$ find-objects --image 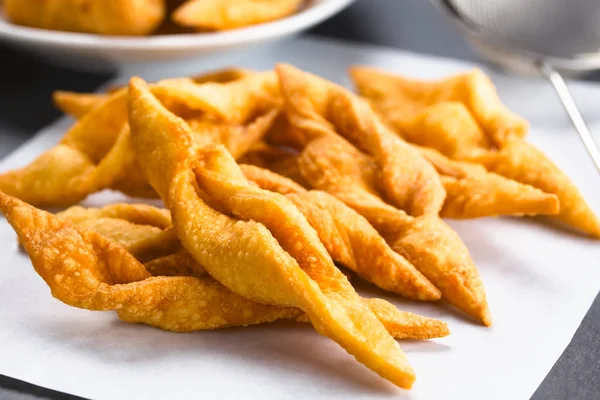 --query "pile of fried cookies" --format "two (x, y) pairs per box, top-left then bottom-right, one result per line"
(3, 0), (307, 36)
(0, 65), (598, 390)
